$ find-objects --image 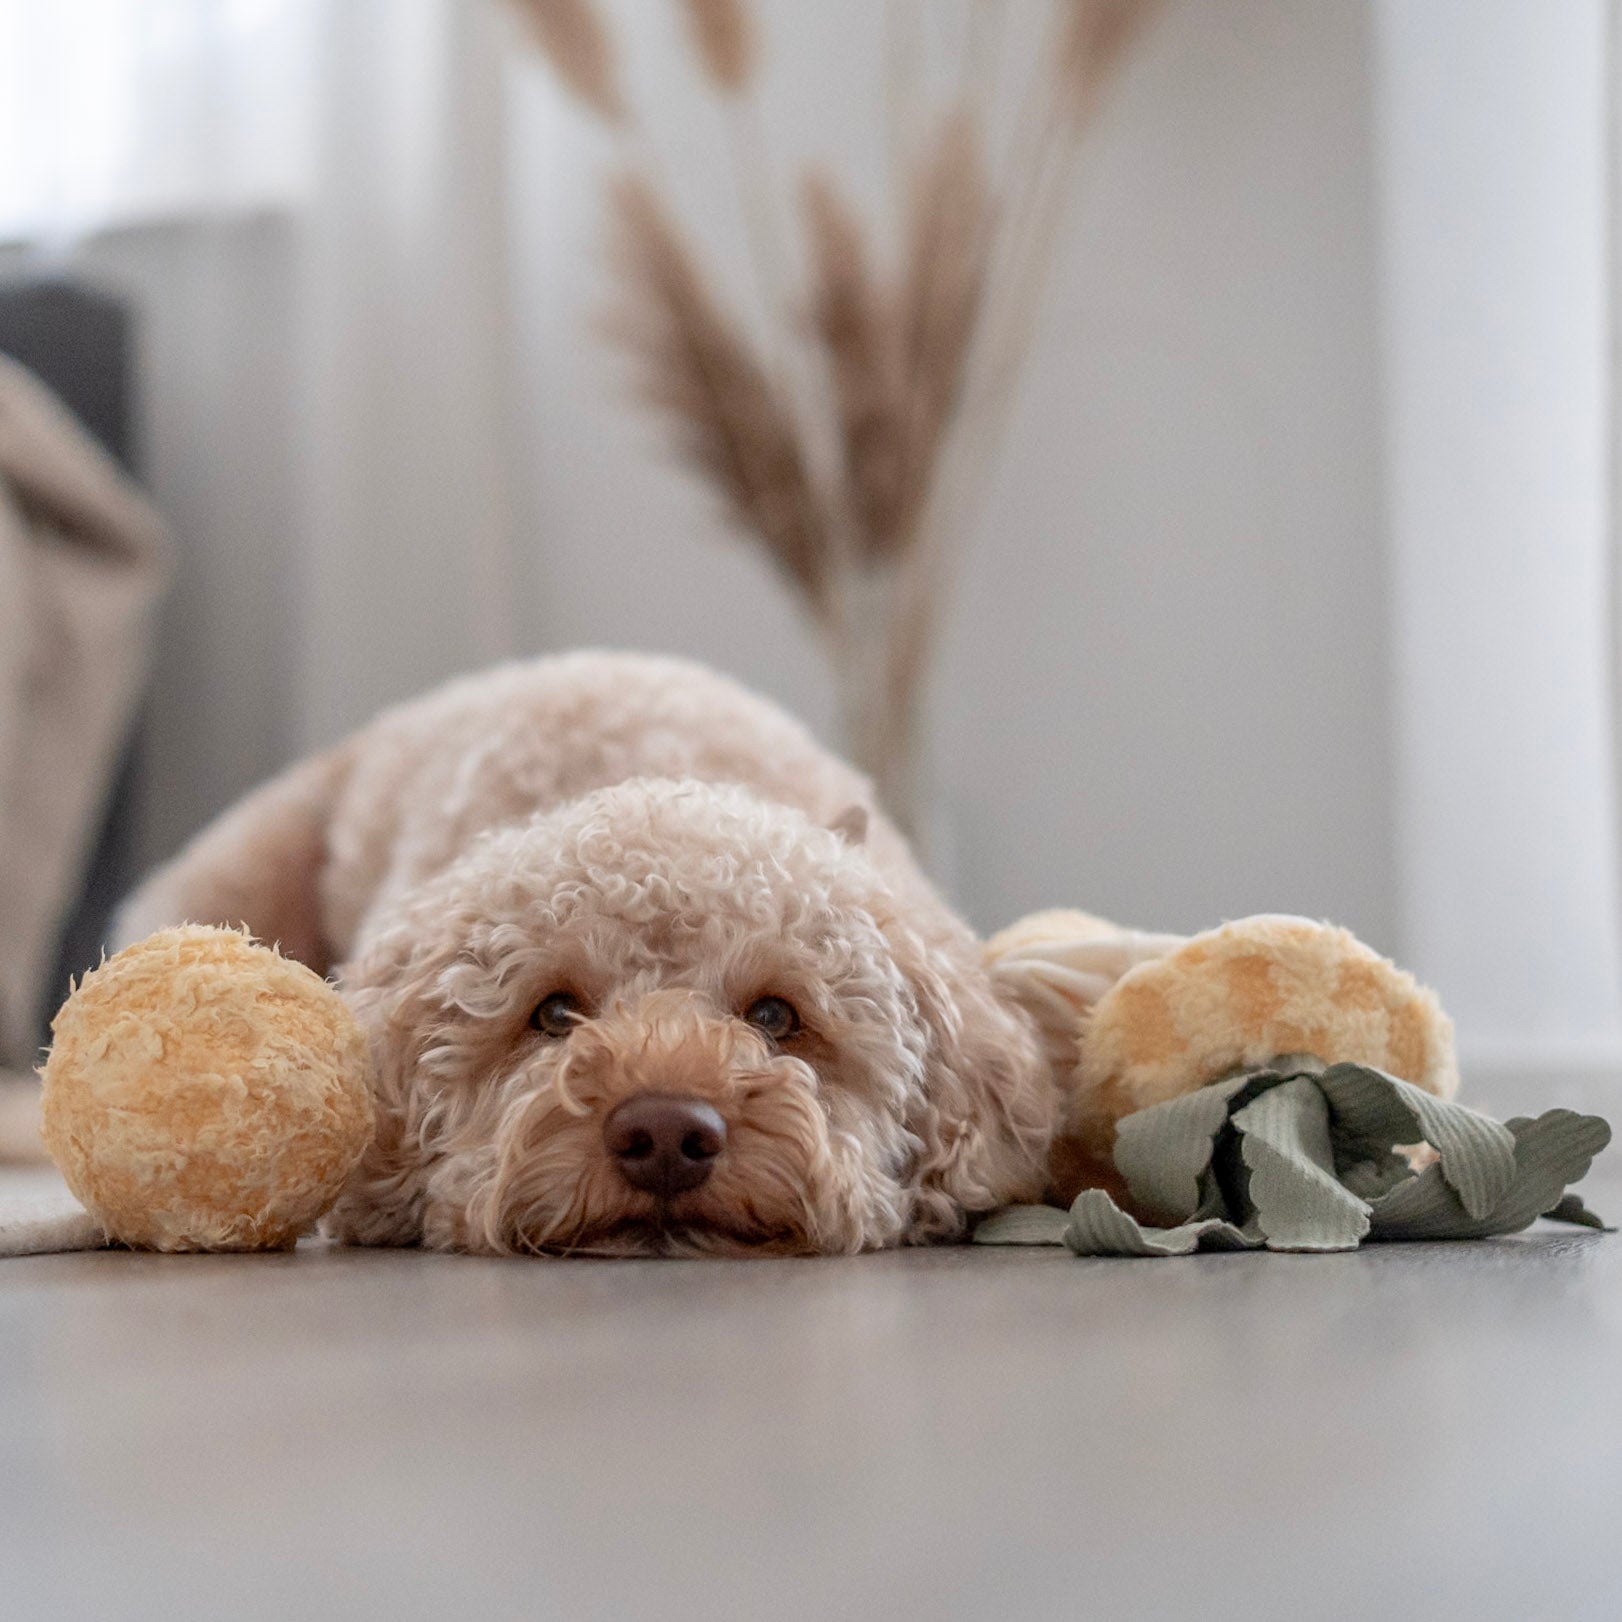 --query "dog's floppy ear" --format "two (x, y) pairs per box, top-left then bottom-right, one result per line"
(827, 804), (869, 845)
(881, 913), (1060, 1239)
(318, 914), (455, 1247)
(982, 911), (1187, 1086)
(977, 911), (1188, 1209)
